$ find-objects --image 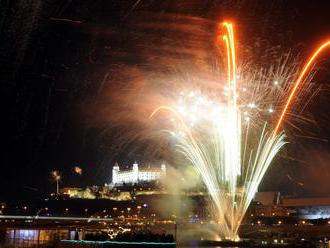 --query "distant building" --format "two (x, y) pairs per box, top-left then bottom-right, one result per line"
(61, 187), (96, 199)
(112, 162), (166, 185)
(250, 193), (330, 219)
(255, 191), (281, 206)
(281, 196), (330, 219)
